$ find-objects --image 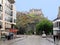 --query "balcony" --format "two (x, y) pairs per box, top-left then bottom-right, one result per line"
(53, 27), (59, 31)
(5, 23), (11, 29)
(5, 10), (13, 16)
(5, 18), (13, 23)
